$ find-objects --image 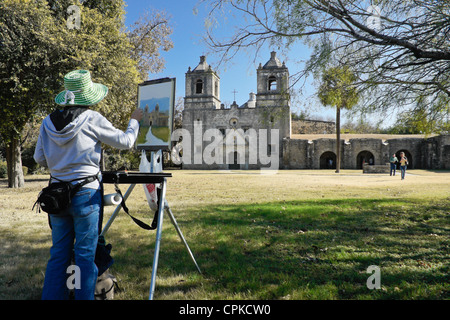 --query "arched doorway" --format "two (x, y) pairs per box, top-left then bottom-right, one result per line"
(320, 151), (336, 169)
(396, 150), (413, 169)
(228, 151), (240, 170)
(357, 151), (375, 169)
